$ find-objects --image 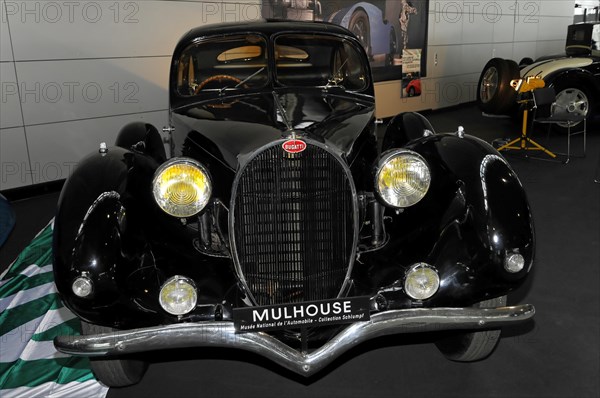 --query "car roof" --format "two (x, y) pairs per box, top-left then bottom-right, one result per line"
(178, 19), (354, 44)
